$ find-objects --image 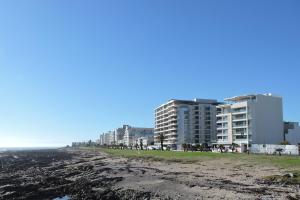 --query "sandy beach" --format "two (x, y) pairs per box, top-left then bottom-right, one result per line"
(0, 149), (299, 200)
